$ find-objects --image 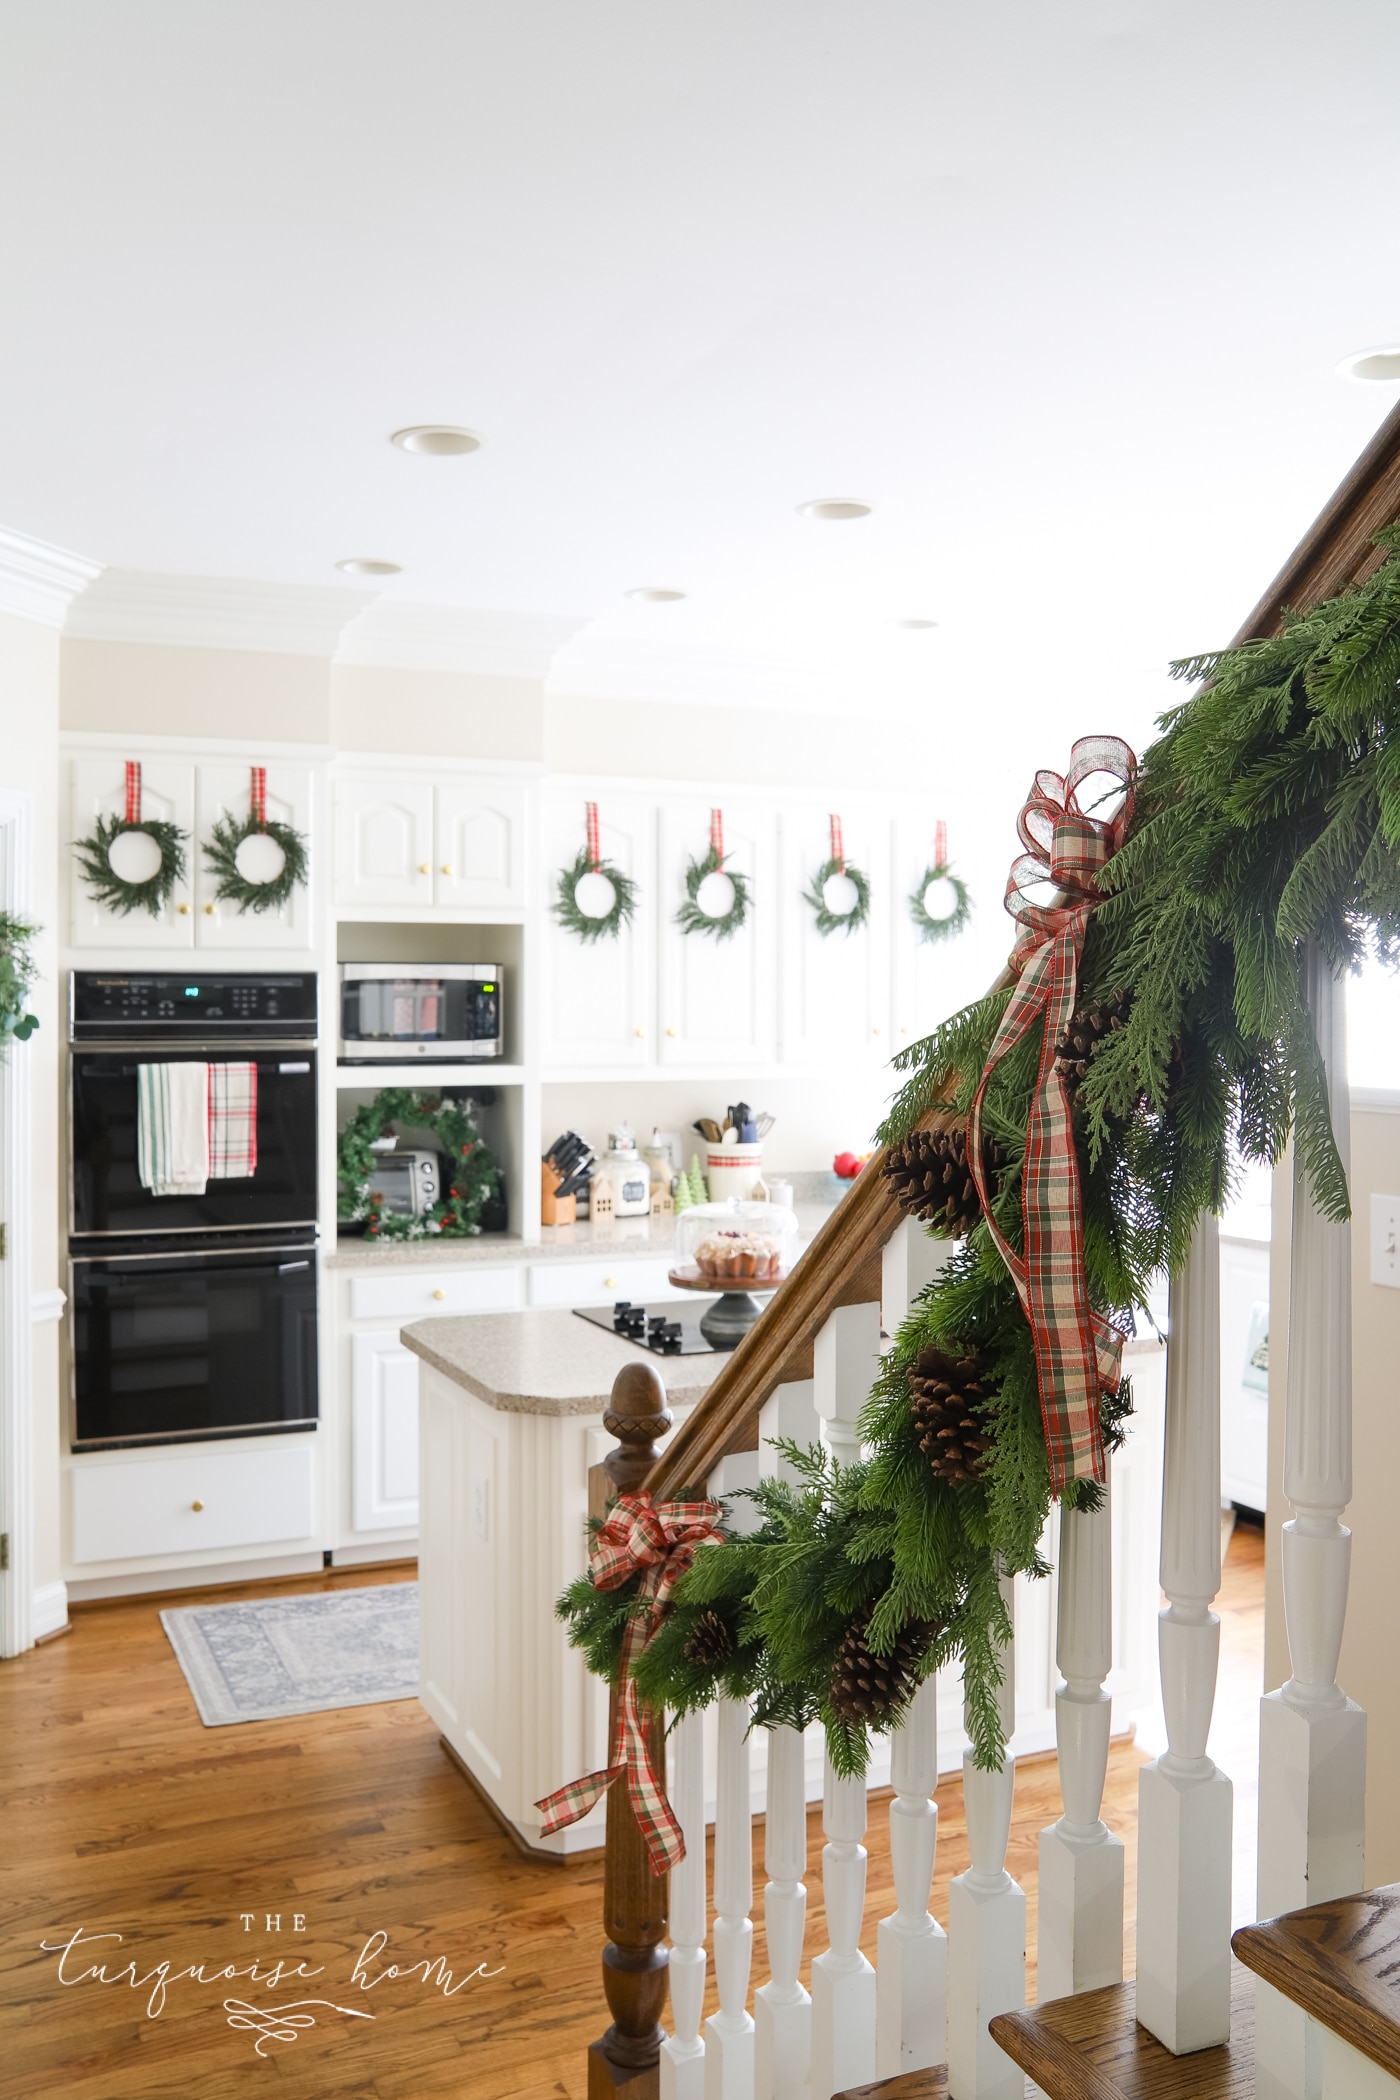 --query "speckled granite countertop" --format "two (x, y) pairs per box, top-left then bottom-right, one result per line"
(400, 1308), (719, 1416)
(327, 1195), (844, 1269)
